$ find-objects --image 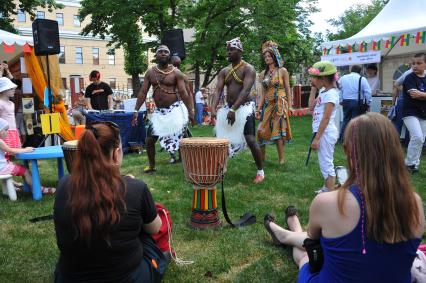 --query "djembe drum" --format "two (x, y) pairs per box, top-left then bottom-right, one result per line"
(180, 137), (229, 229)
(62, 140), (78, 173)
